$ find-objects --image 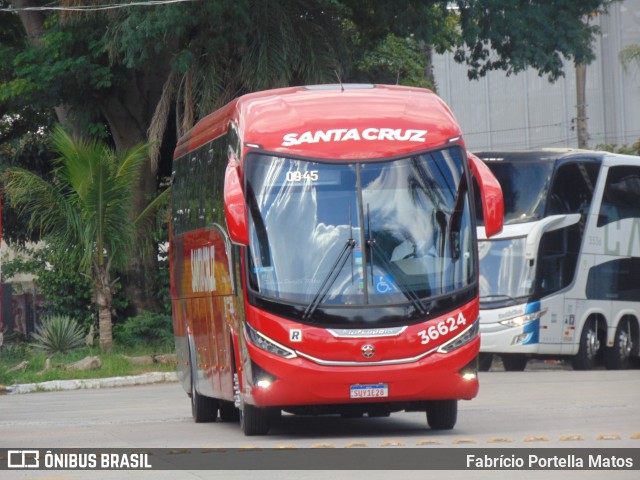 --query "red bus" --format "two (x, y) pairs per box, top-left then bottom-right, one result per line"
(170, 84), (503, 435)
